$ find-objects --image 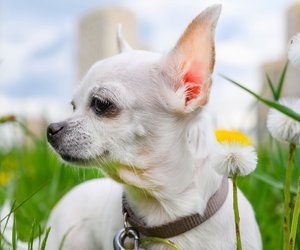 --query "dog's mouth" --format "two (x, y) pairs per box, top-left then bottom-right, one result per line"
(60, 154), (86, 163)
(58, 150), (110, 166)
